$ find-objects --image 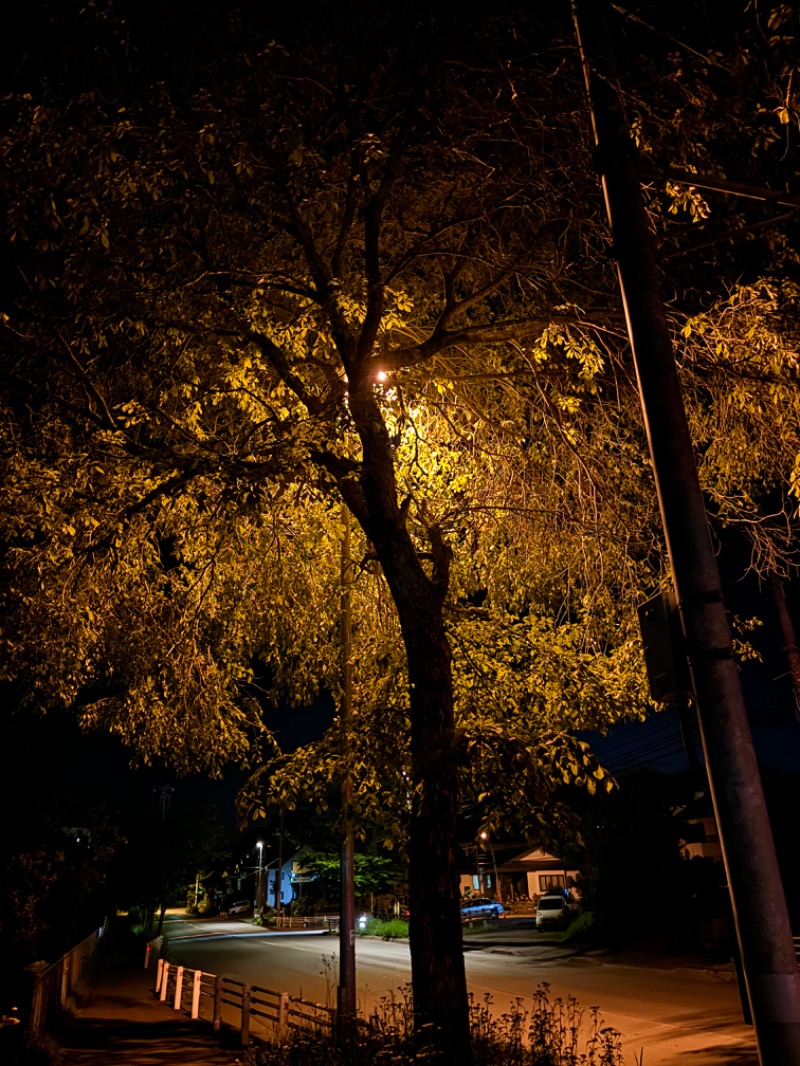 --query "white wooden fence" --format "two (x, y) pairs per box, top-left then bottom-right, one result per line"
(151, 950), (335, 1046)
(274, 913), (340, 932)
(27, 928), (101, 1046)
